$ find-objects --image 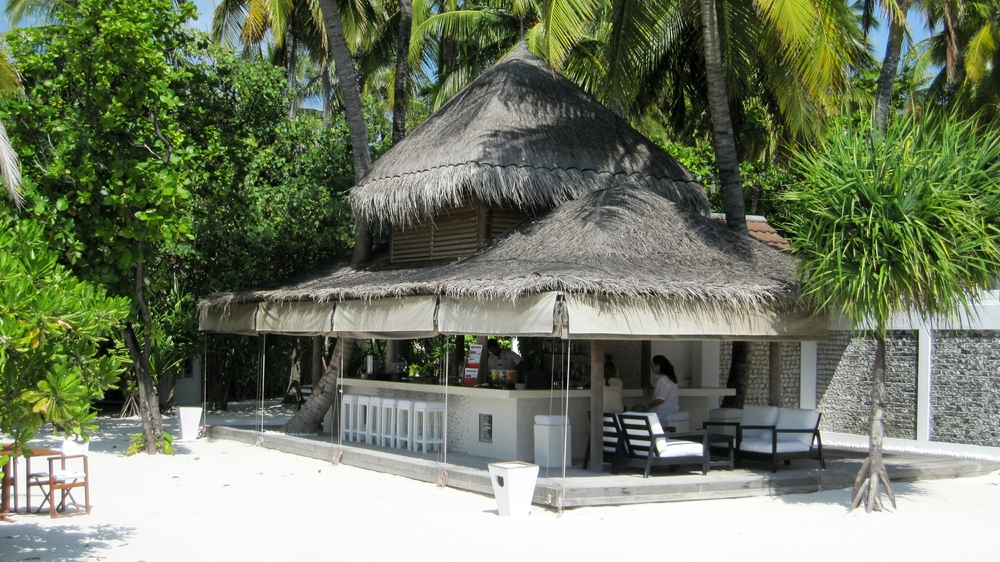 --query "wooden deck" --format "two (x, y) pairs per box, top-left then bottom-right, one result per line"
(207, 424), (1000, 508)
